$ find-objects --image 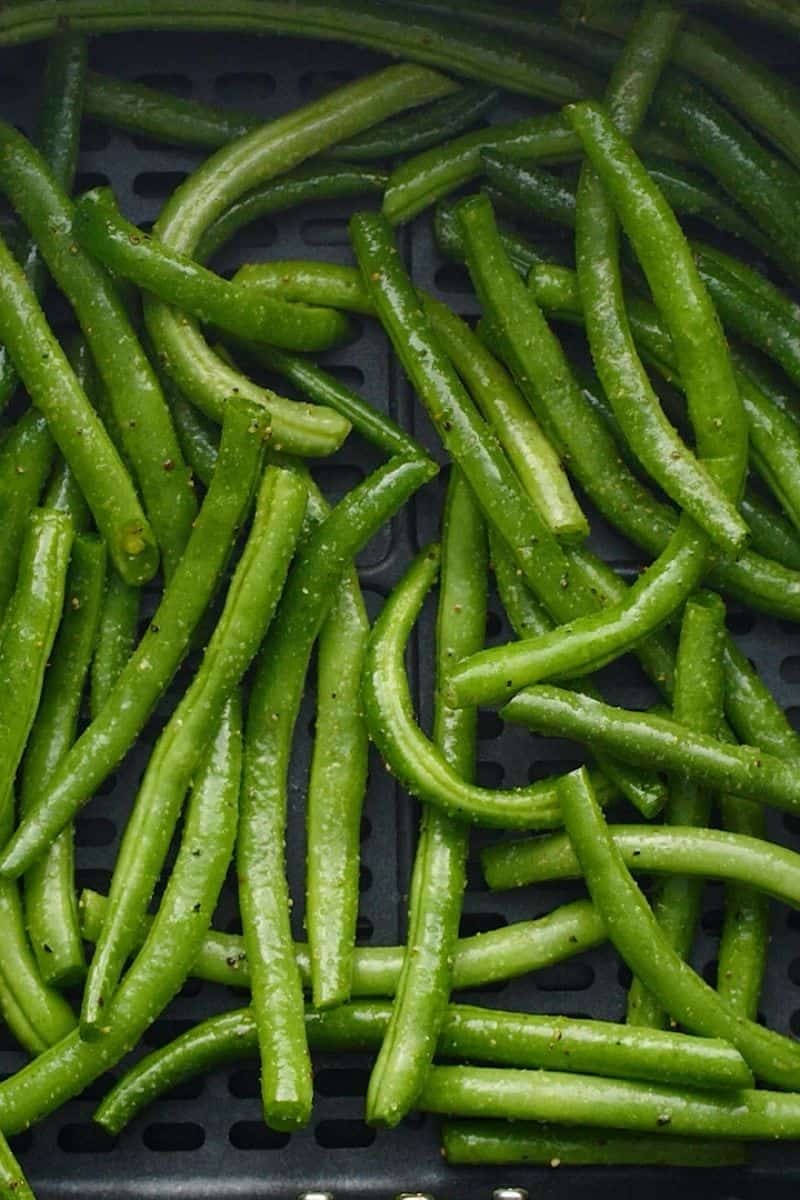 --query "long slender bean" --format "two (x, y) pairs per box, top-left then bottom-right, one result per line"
(0, 1132), (33, 1199)
(0, 693), (241, 1135)
(170, 395), (220, 491)
(0, 410), (54, 622)
(239, 454), (435, 1131)
(367, 471), (484, 1127)
(92, 997), (752, 1136)
(89, 570), (139, 719)
(306, 562), (369, 1010)
(441, 1120), (748, 1166)
(558, 768), (800, 1088)
(435, 200), (544, 278)
(79, 887), (608, 996)
(146, 65), (457, 457)
(21, 534), (105, 987)
(327, 84), (498, 161)
(81, 464), (306, 1035)
(0, 402), (268, 879)
(628, 591), (726, 1029)
(740, 488), (800, 572)
(74, 187), (350, 353)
